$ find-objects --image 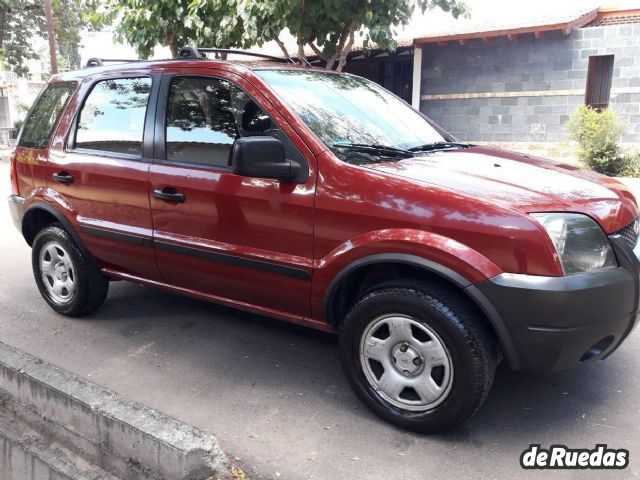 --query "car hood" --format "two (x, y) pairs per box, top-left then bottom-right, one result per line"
(365, 145), (639, 233)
